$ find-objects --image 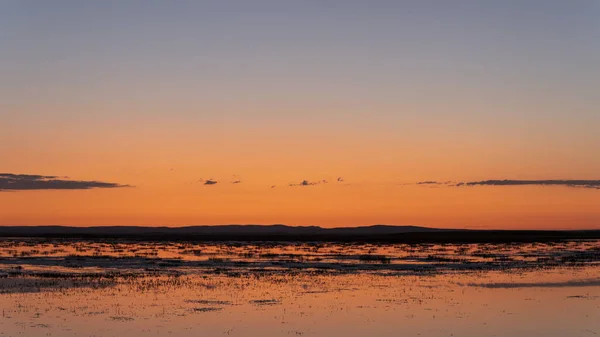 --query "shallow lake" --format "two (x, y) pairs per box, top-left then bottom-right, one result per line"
(0, 239), (598, 337)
